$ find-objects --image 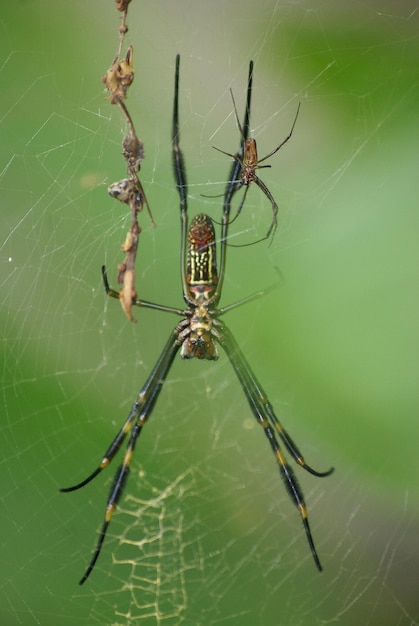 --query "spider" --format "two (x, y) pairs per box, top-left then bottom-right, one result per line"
(213, 89), (300, 246)
(60, 55), (333, 585)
